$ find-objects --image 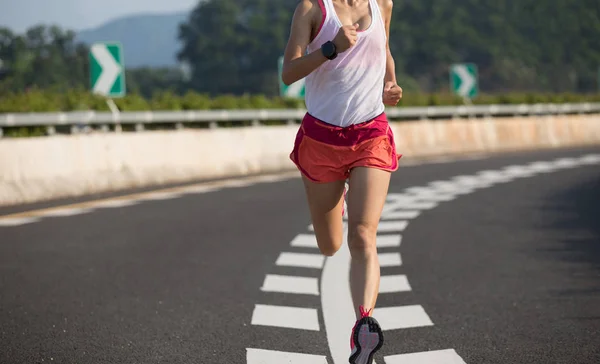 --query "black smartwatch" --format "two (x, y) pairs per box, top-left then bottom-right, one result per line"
(321, 41), (338, 60)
